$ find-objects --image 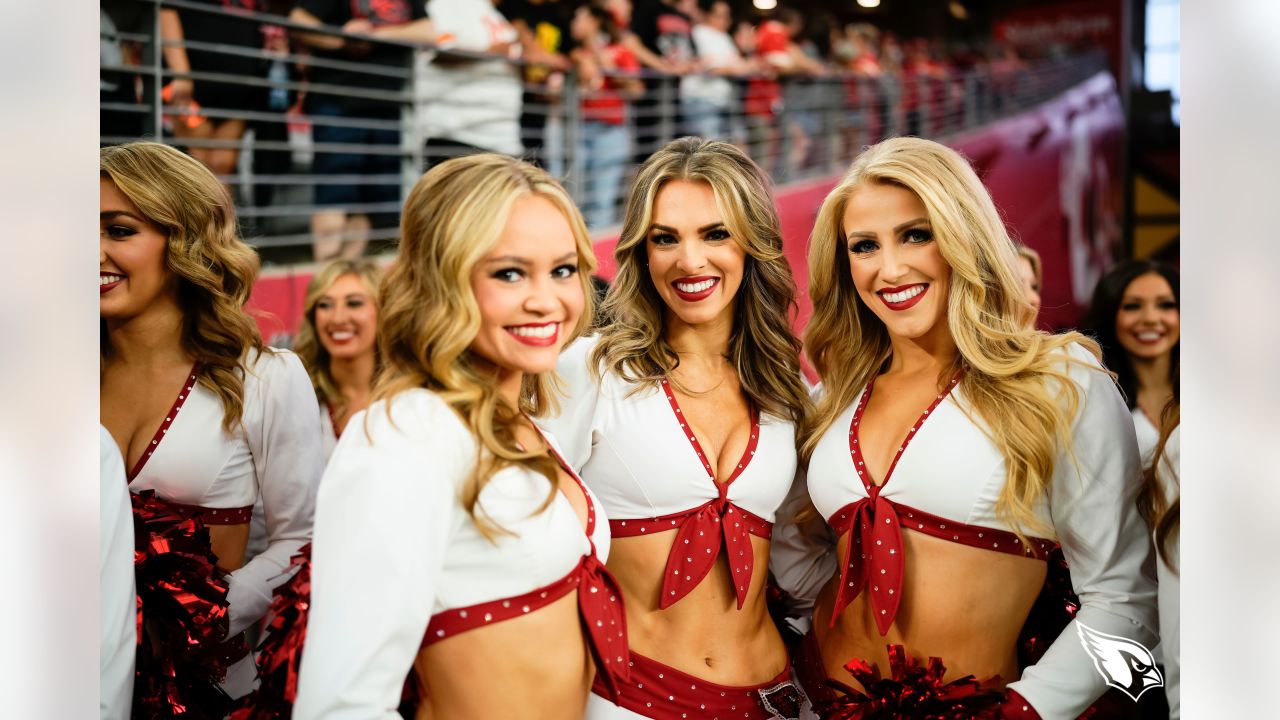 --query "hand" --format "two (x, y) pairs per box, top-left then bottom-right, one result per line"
(342, 18), (373, 36)
(167, 77), (194, 108)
